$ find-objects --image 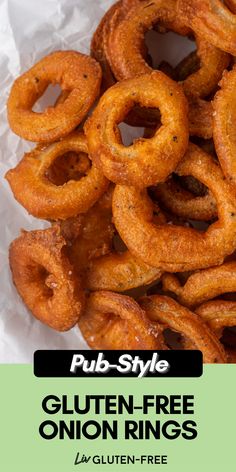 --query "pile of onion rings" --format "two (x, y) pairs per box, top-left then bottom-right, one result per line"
(5, 0), (236, 362)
